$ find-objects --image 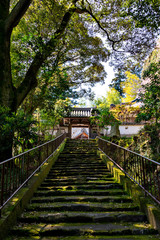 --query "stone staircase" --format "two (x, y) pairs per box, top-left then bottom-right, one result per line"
(7, 139), (159, 239)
